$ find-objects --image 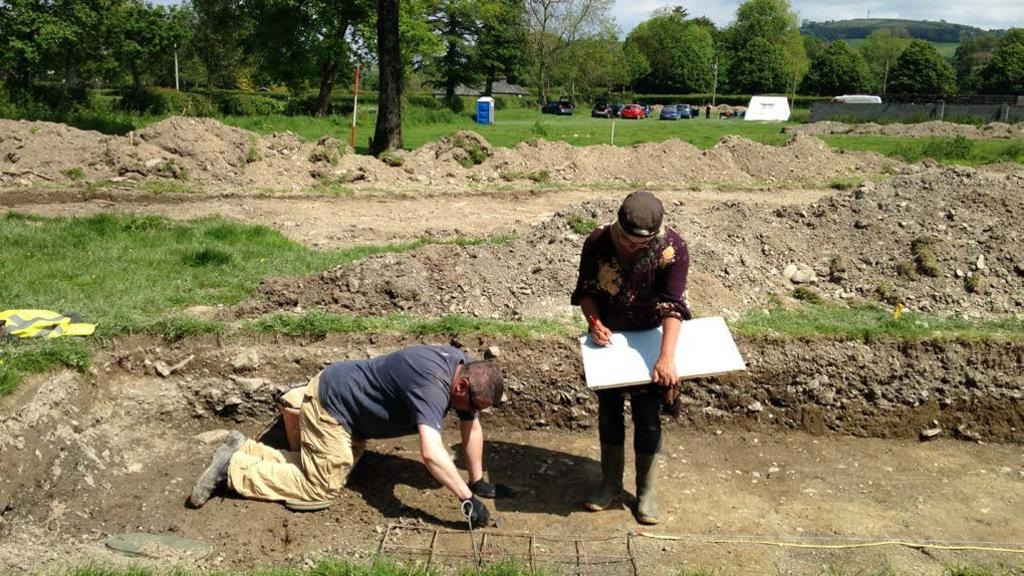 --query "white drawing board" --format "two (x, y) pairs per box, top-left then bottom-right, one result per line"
(579, 316), (747, 390)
